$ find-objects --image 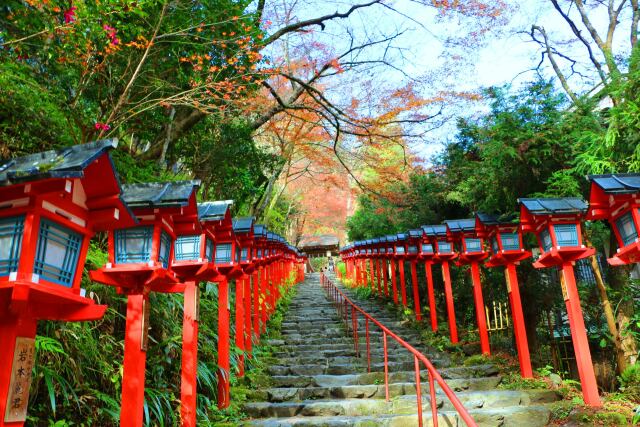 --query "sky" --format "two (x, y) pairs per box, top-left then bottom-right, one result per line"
(259, 0), (634, 238)
(262, 0), (631, 161)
